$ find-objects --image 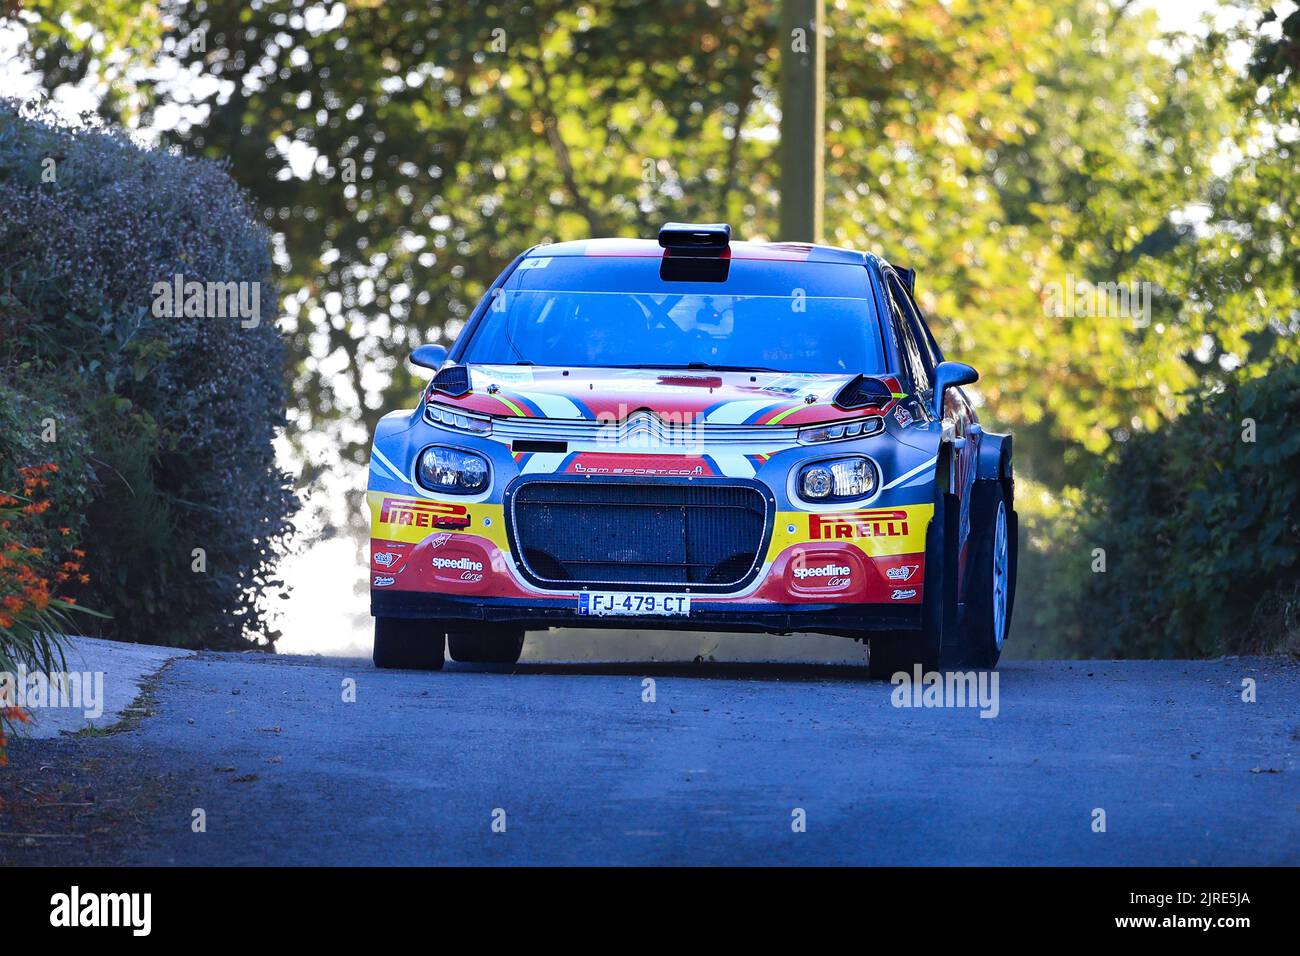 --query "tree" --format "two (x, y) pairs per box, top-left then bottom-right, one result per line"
(14, 0), (1288, 504)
